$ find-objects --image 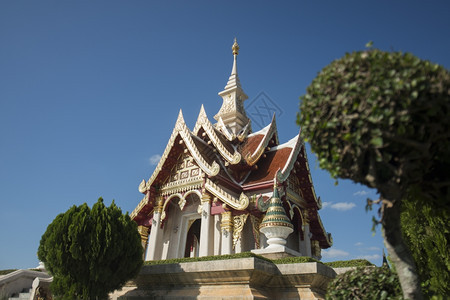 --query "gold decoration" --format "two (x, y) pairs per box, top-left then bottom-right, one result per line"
(232, 38), (239, 55)
(201, 192), (211, 204)
(137, 225), (150, 252)
(130, 193), (150, 219)
(133, 109), (221, 218)
(311, 240), (321, 258)
(178, 198), (186, 211)
(220, 211), (233, 233)
(216, 116), (236, 141)
(246, 115), (278, 166)
(205, 178), (249, 210)
(237, 121), (251, 142)
(138, 179), (147, 193)
(250, 215), (262, 249)
(276, 134), (304, 183)
(233, 214), (248, 249)
(187, 218), (197, 231)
